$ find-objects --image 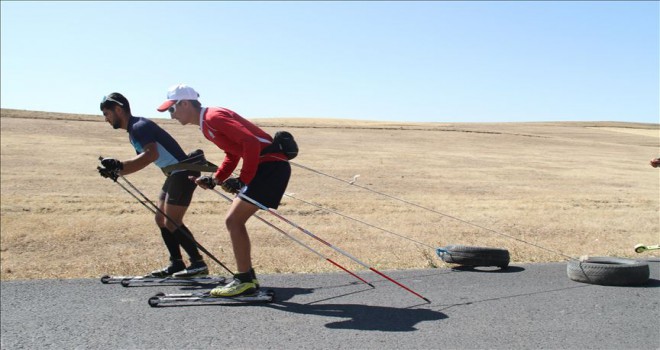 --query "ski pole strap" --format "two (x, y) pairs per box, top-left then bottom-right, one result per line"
(161, 149), (219, 175)
(161, 163), (218, 175)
